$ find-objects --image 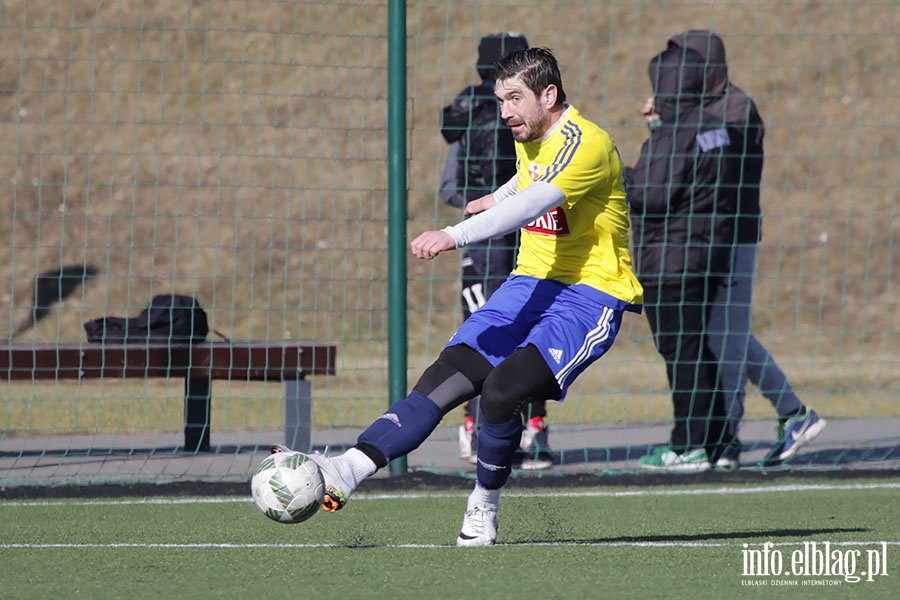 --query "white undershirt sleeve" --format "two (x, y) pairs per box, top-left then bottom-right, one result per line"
(491, 175), (519, 204)
(442, 181), (565, 248)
